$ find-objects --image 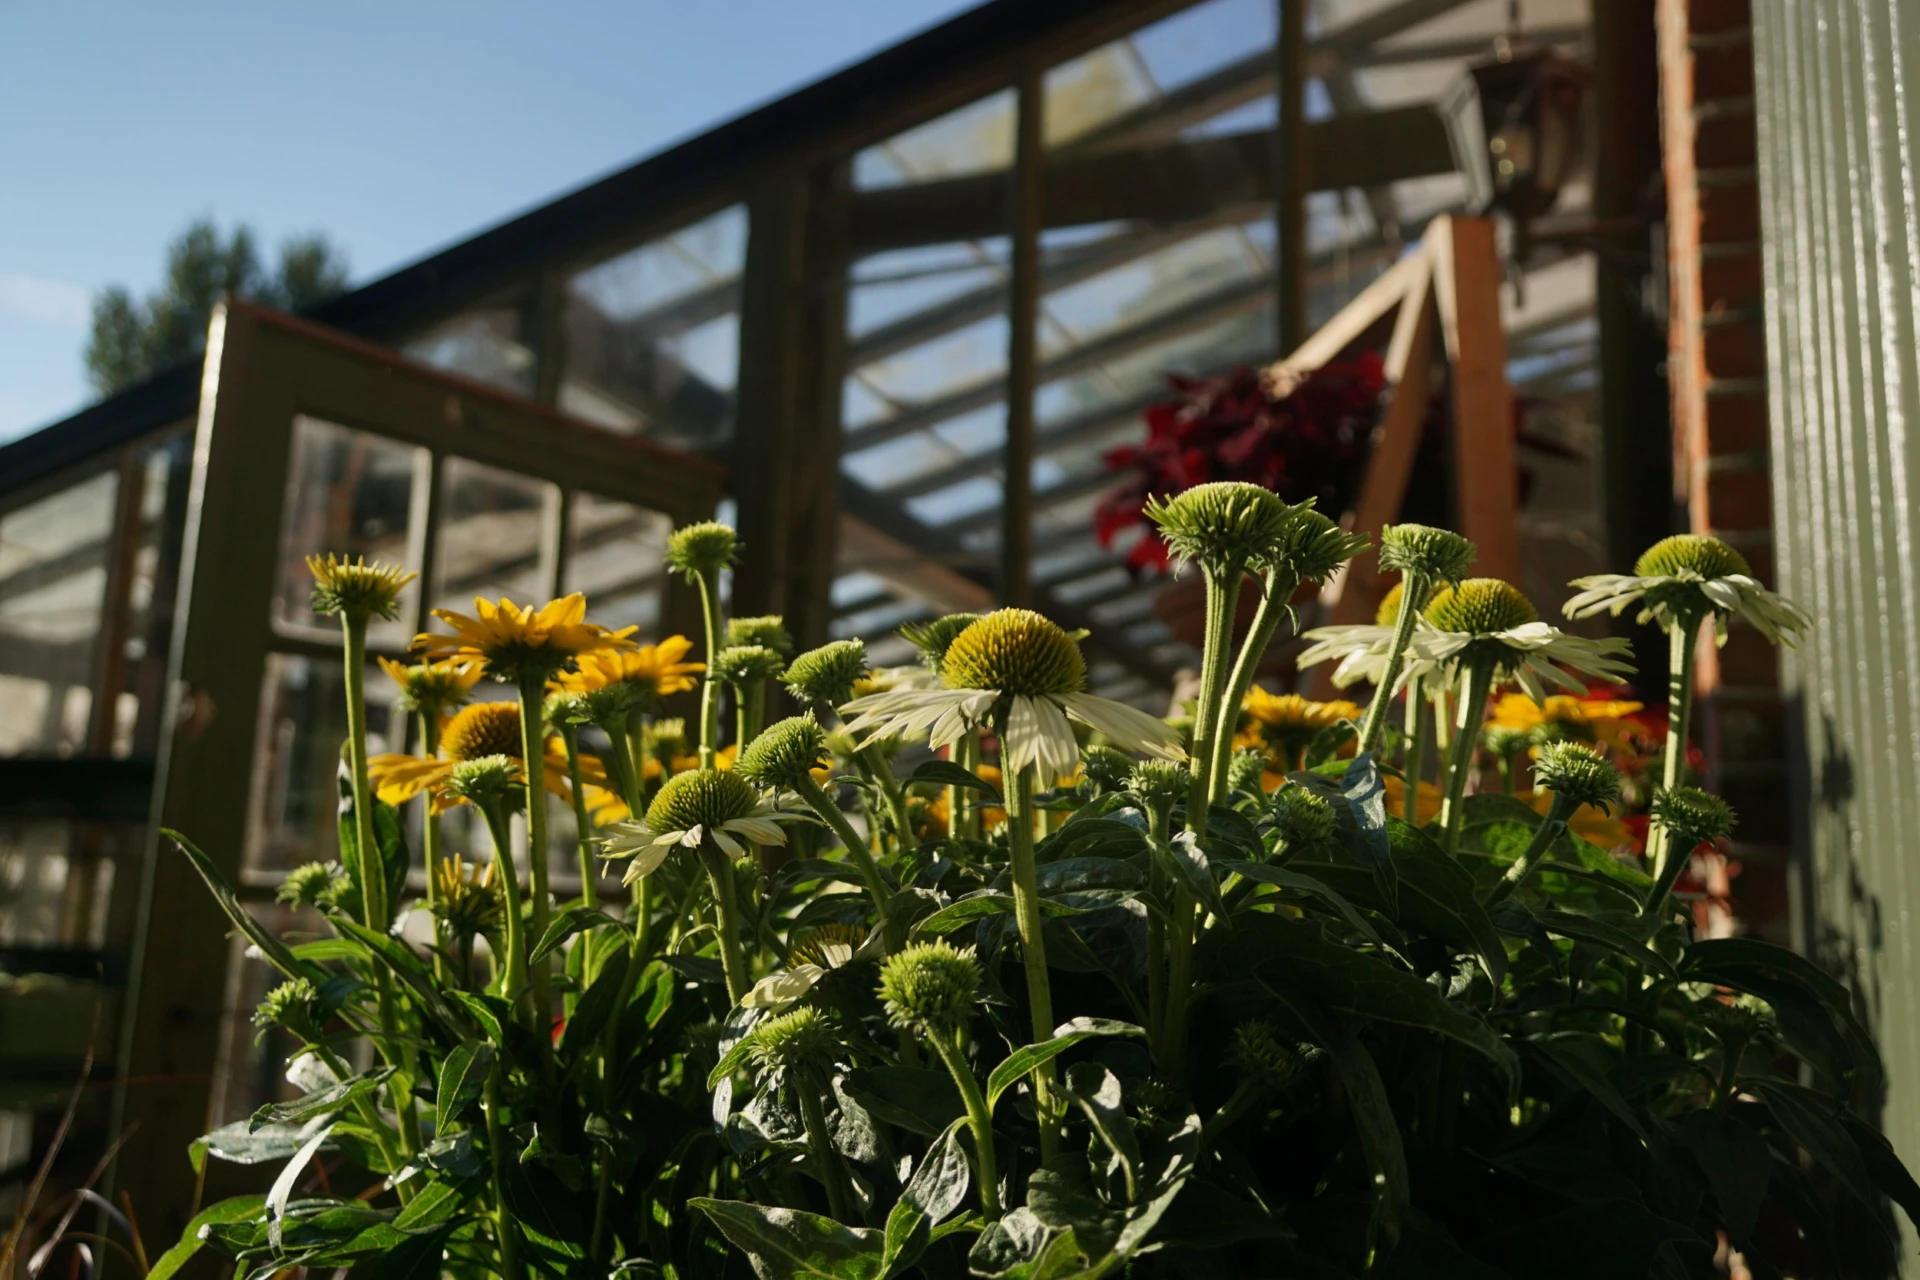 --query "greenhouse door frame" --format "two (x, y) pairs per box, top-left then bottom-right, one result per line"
(109, 299), (724, 1247)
